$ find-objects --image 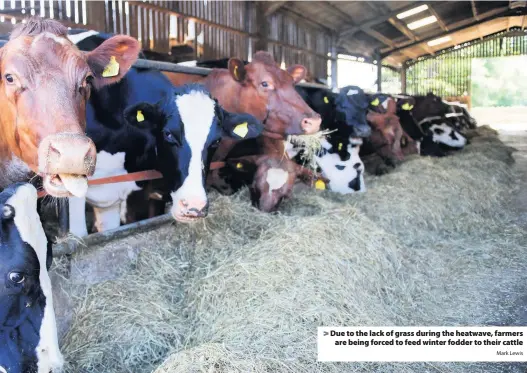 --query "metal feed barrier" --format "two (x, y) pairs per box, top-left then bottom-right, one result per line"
(51, 58), (330, 257)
